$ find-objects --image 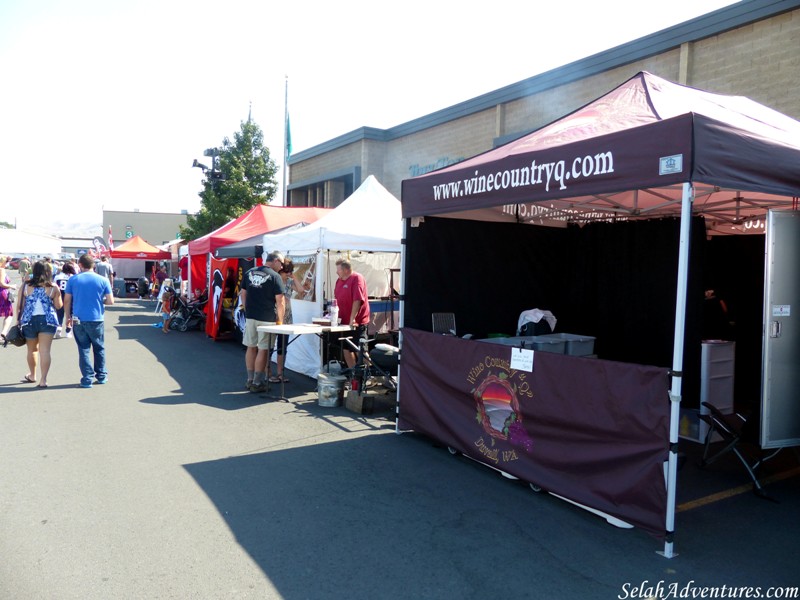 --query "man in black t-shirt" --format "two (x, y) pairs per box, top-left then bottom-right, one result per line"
(239, 252), (286, 392)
